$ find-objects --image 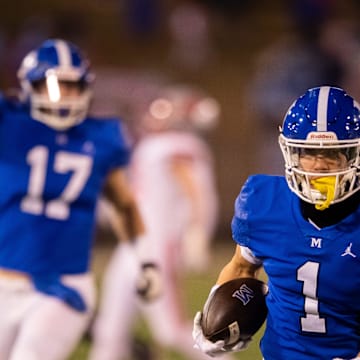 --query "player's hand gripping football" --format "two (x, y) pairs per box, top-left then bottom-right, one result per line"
(136, 262), (162, 302)
(192, 311), (251, 357)
(193, 283), (252, 357)
(193, 311), (226, 357)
